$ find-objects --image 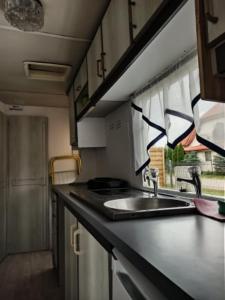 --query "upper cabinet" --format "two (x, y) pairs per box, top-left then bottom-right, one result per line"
(205, 0), (225, 46)
(78, 222), (109, 300)
(196, 0), (225, 102)
(87, 27), (104, 98)
(74, 59), (88, 100)
(68, 85), (78, 148)
(129, 0), (163, 39)
(70, 0), (186, 120)
(102, 0), (130, 77)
